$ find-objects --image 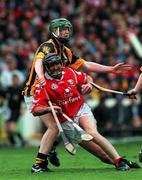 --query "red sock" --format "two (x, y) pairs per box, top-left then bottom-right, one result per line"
(114, 157), (122, 165)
